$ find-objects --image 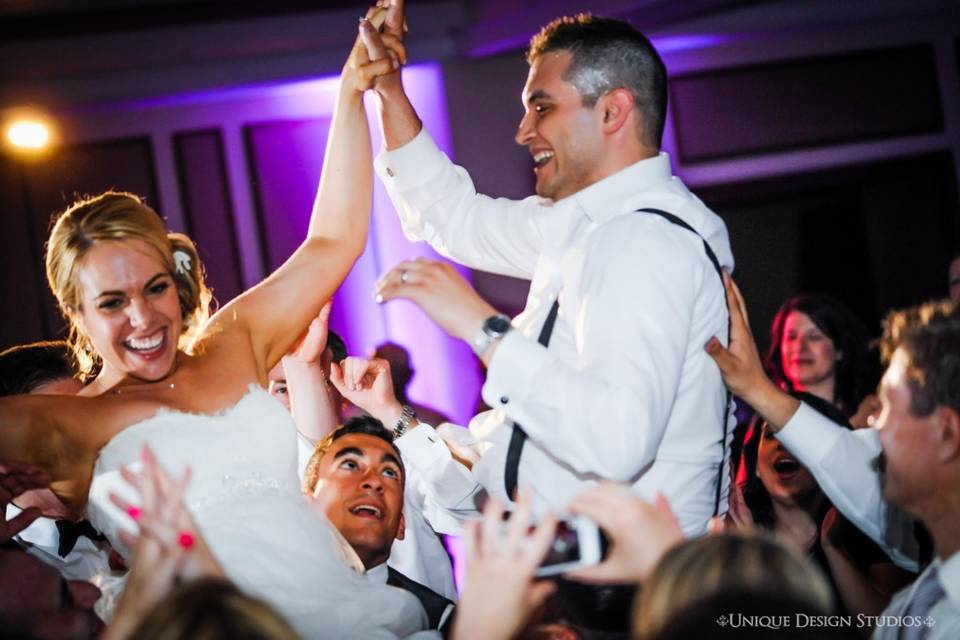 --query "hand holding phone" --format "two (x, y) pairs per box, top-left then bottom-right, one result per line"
(534, 515), (605, 577)
(564, 483), (684, 584)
